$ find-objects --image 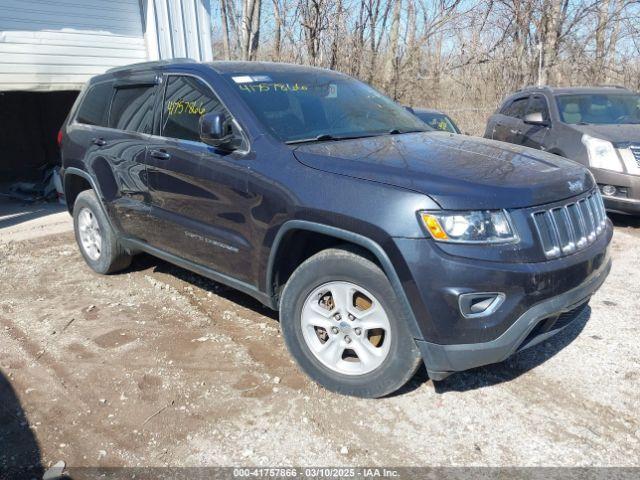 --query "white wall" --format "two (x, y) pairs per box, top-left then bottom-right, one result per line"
(143, 0), (213, 63)
(0, 0), (148, 91)
(0, 0), (213, 92)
